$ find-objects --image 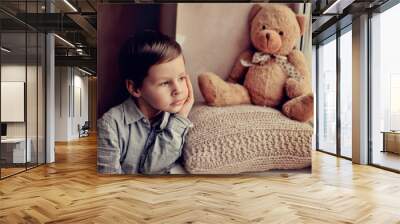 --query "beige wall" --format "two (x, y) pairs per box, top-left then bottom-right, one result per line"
(175, 3), (312, 102)
(176, 3), (252, 102)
